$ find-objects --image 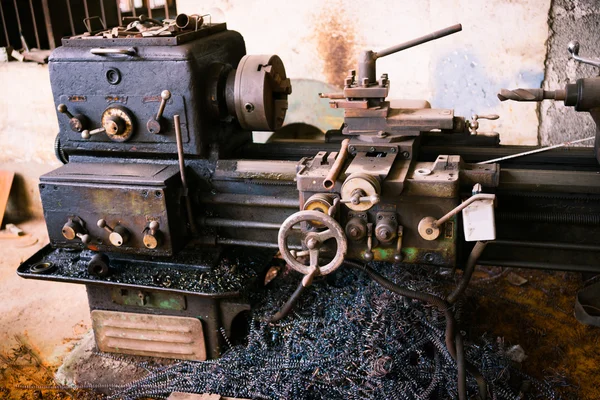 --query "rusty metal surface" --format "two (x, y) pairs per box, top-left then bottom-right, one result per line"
(92, 310), (207, 361)
(40, 163), (186, 256)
